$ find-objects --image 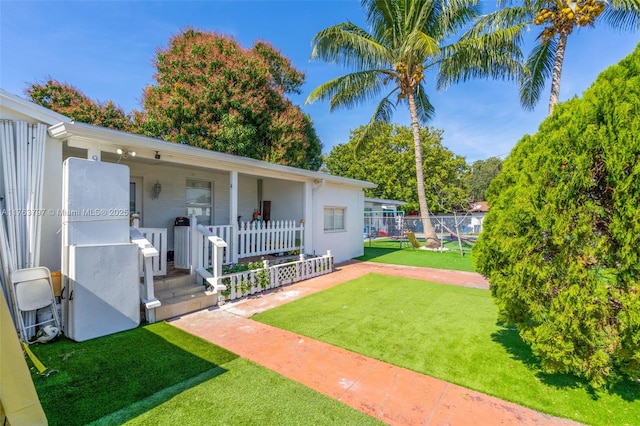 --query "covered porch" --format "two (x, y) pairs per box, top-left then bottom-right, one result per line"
(1, 91), (373, 339)
(60, 126), (312, 273)
(53, 122), (320, 322)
